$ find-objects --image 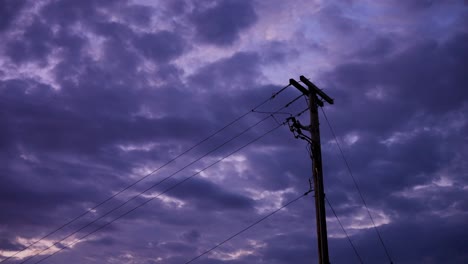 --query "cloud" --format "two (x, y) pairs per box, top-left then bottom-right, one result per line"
(168, 177), (255, 211)
(134, 31), (186, 63)
(0, 0), (467, 263)
(324, 32), (468, 137)
(190, 0), (258, 46)
(5, 17), (54, 64)
(0, 0), (26, 32)
(189, 51), (261, 92)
